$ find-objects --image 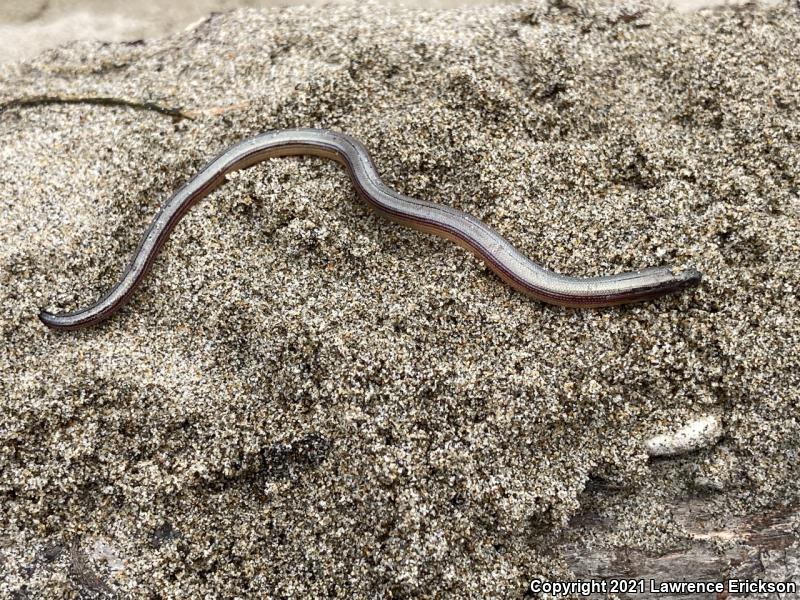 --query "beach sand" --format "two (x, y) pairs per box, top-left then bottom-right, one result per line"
(0, 0), (782, 64)
(1, 1), (798, 597)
